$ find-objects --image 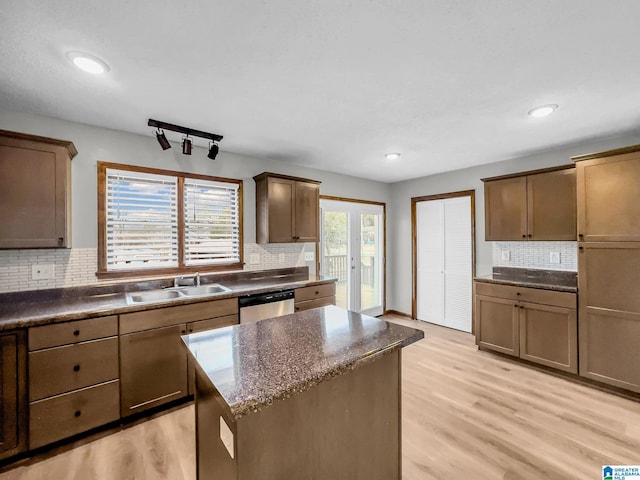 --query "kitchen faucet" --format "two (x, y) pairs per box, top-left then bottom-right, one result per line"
(174, 272), (200, 287)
